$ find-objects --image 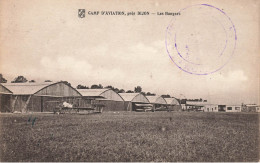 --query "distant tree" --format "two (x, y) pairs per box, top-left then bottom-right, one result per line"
(91, 84), (103, 89)
(134, 86), (142, 93)
(140, 92), (146, 95)
(11, 76), (28, 83)
(161, 94), (171, 98)
(146, 92), (156, 96)
(118, 89), (125, 93)
(61, 81), (71, 86)
(105, 85), (114, 89)
(77, 84), (89, 89)
(180, 99), (187, 104)
(91, 84), (99, 89)
(113, 88), (119, 93)
(126, 90), (134, 93)
(105, 86), (124, 93)
(0, 74), (7, 83)
(187, 99), (203, 102)
(77, 84), (82, 89)
(45, 80), (52, 82)
(29, 80), (36, 83)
